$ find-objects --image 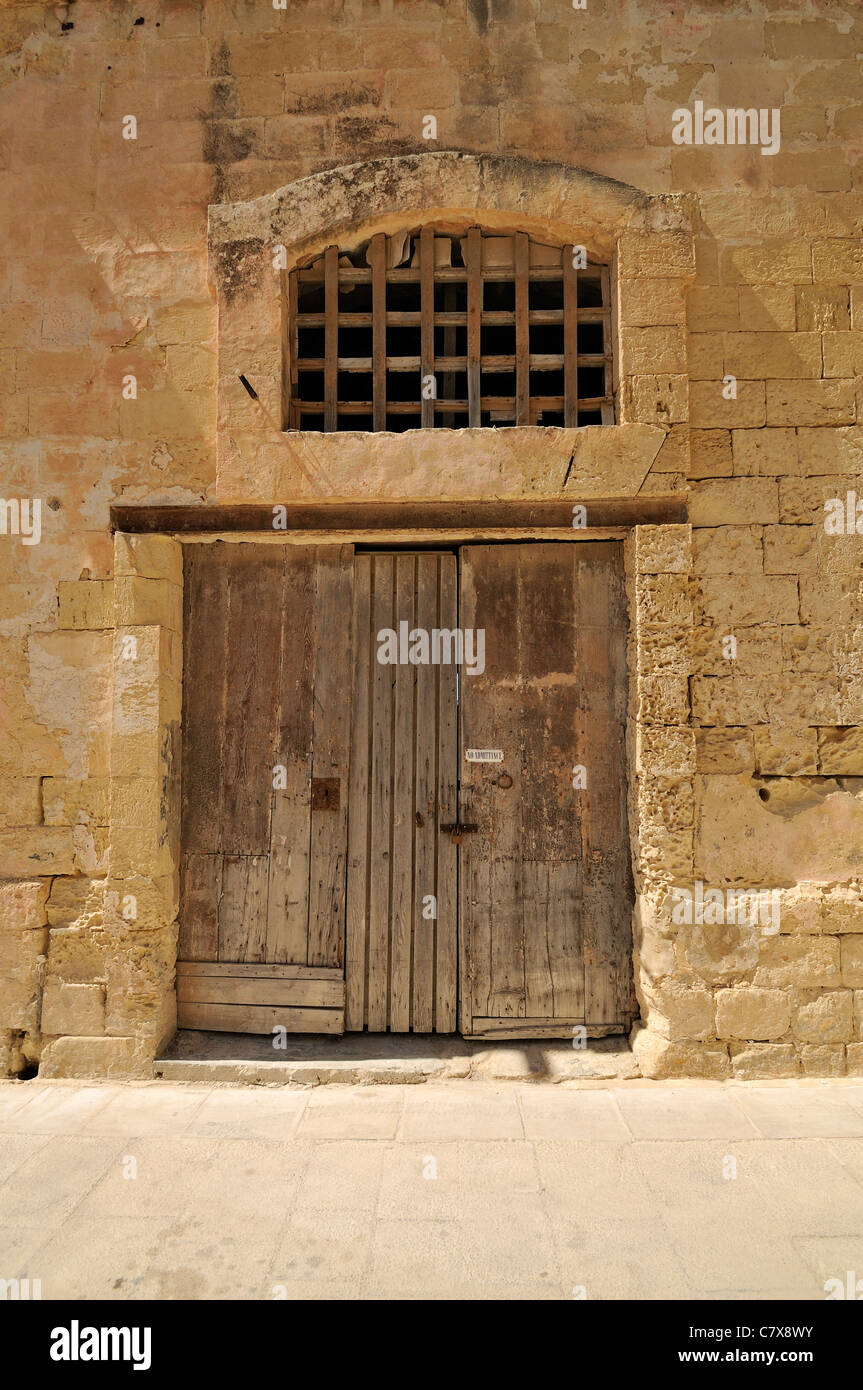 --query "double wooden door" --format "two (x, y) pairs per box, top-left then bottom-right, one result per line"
(177, 541), (634, 1038)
